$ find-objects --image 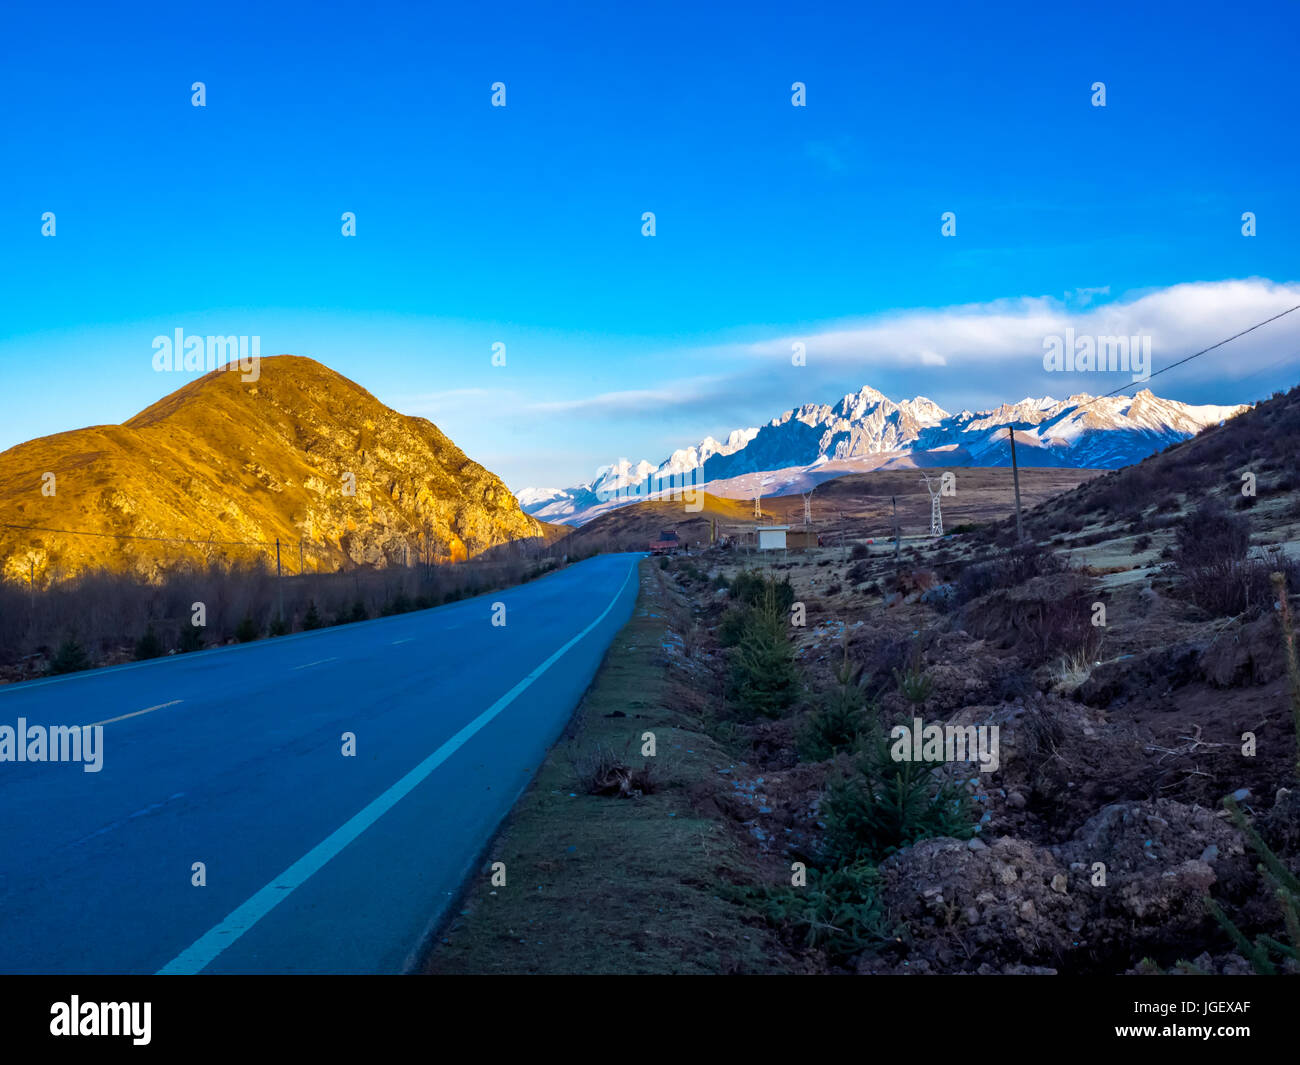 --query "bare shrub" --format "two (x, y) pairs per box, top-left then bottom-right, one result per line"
(0, 548), (565, 675)
(956, 542), (1063, 604)
(1022, 579), (1104, 661)
(1173, 499), (1250, 569)
(1181, 550), (1300, 619)
(1170, 501), (1298, 618)
(570, 743), (654, 798)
